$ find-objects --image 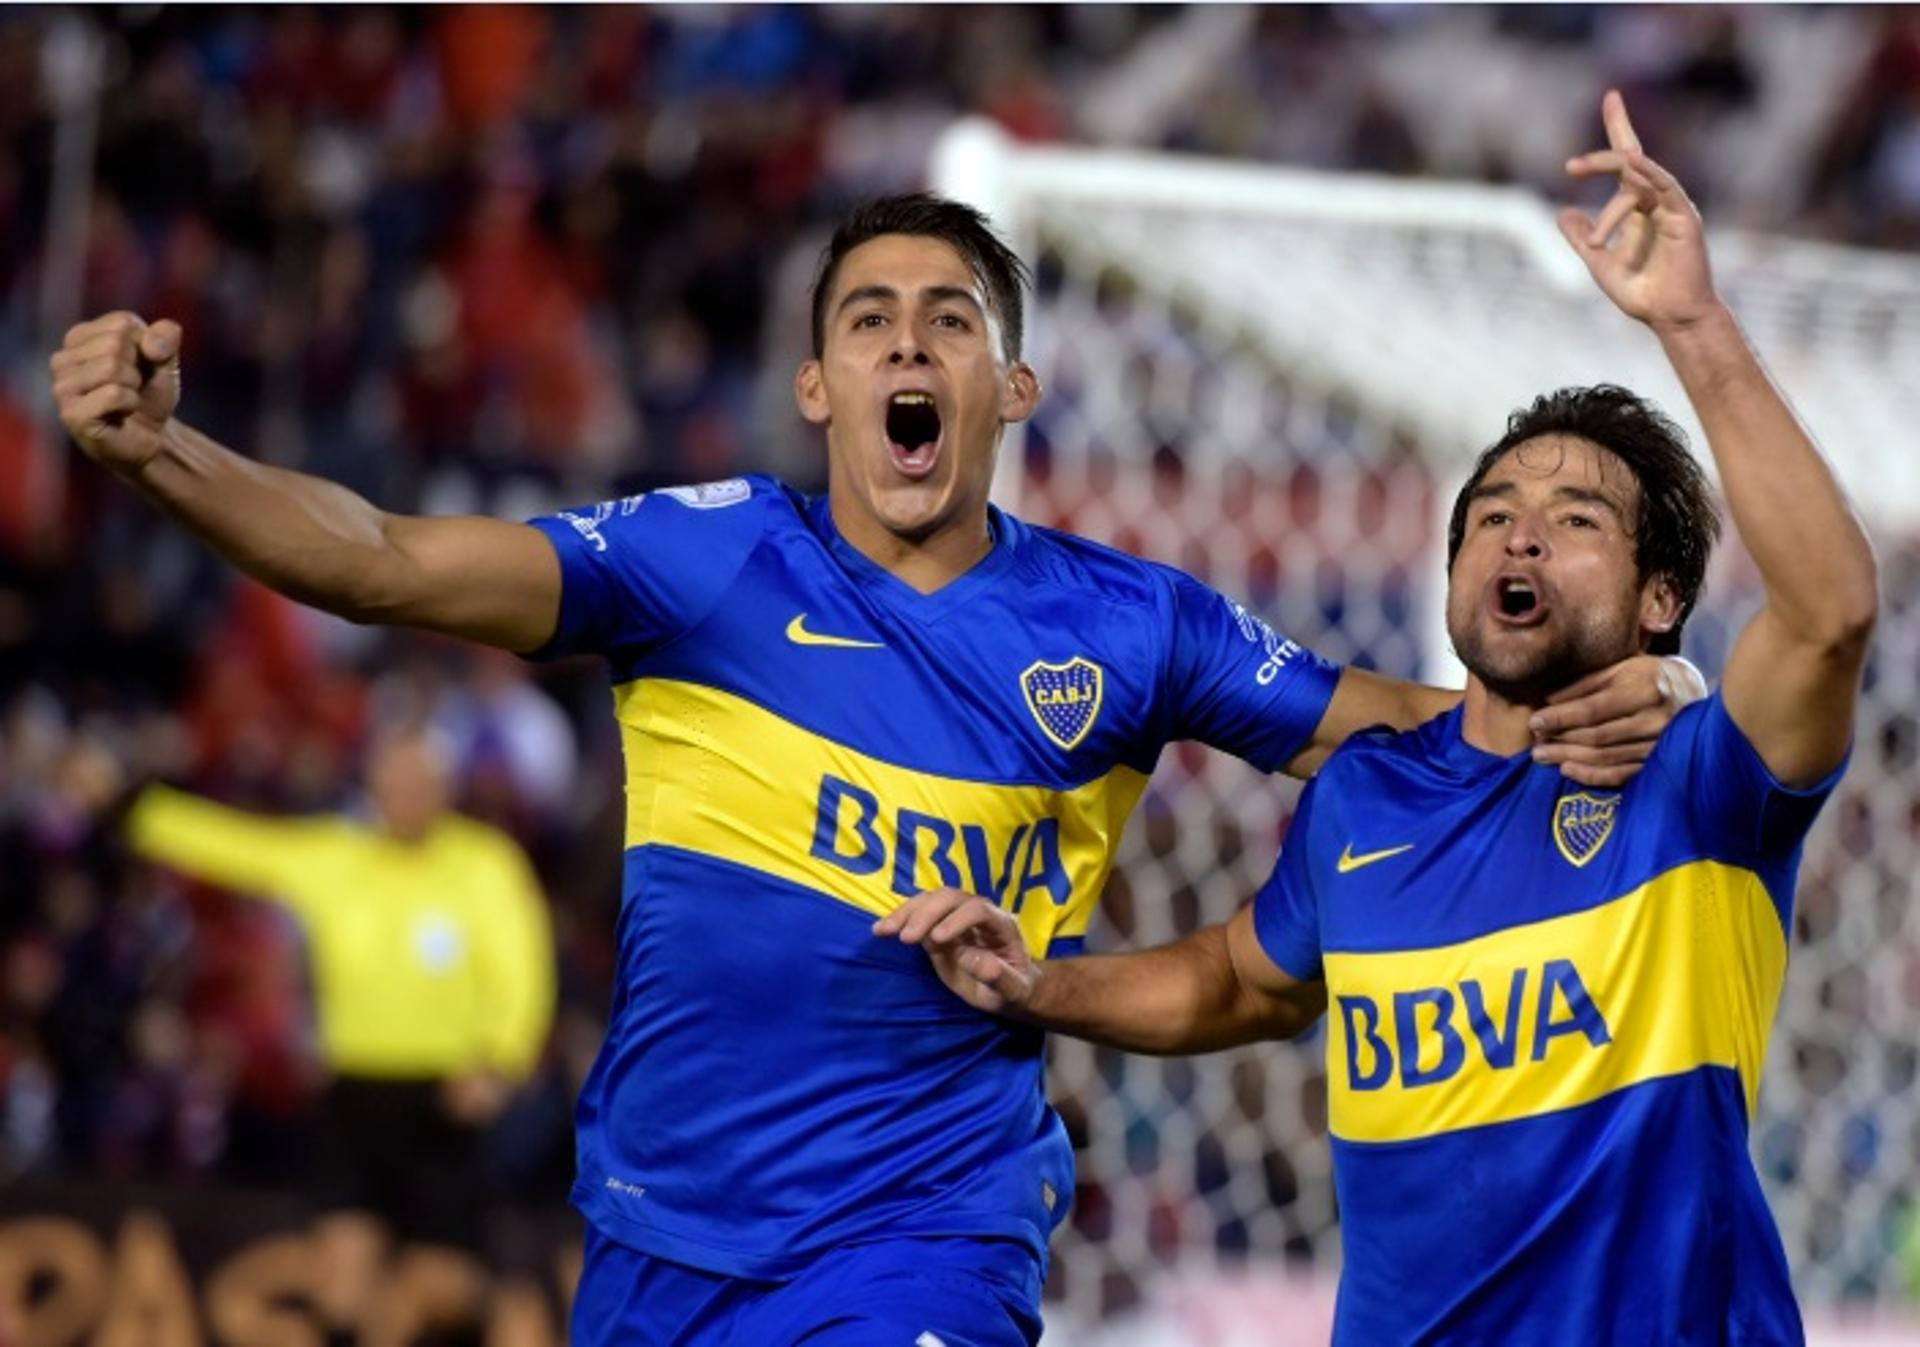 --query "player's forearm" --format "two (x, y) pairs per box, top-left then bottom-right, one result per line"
(1288, 669), (1457, 777)
(1024, 928), (1309, 1054)
(129, 418), (421, 626)
(1659, 307), (1877, 650)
